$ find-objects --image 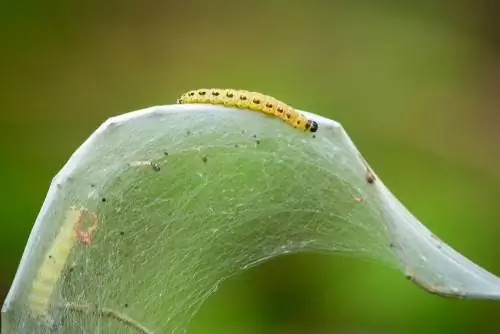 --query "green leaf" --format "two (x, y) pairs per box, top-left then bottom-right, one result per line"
(3, 104), (500, 333)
